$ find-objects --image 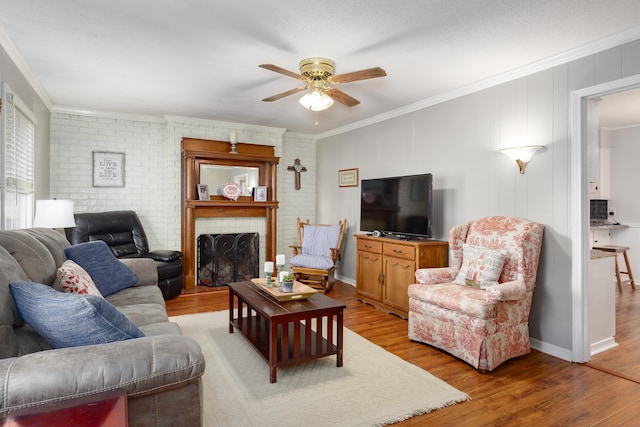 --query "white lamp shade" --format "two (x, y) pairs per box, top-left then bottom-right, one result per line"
(299, 90), (334, 111)
(33, 199), (76, 228)
(499, 145), (543, 174)
(499, 146), (542, 163)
